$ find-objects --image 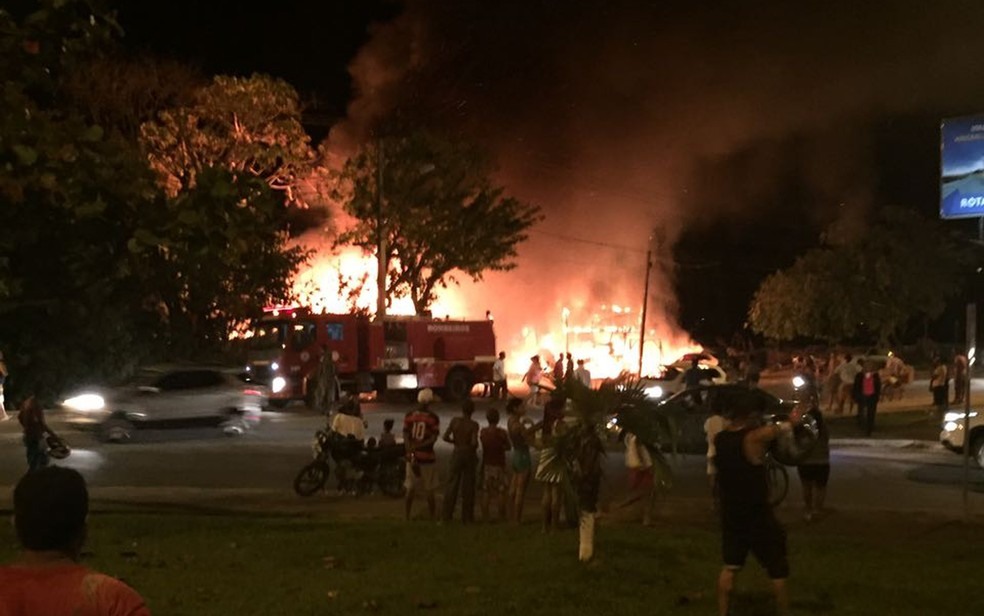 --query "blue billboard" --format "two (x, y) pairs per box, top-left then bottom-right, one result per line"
(941, 115), (984, 219)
